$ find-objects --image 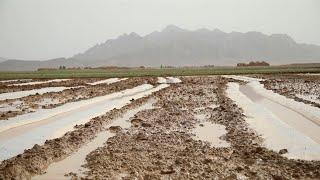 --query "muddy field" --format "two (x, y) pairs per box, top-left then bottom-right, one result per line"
(0, 78), (157, 120)
(258, 74), (320, 107)
(0, 75), (319, 179)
